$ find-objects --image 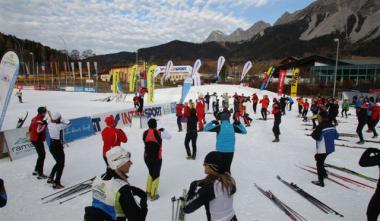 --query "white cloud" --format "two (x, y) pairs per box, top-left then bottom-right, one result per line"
(0, 0), (273, 54)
